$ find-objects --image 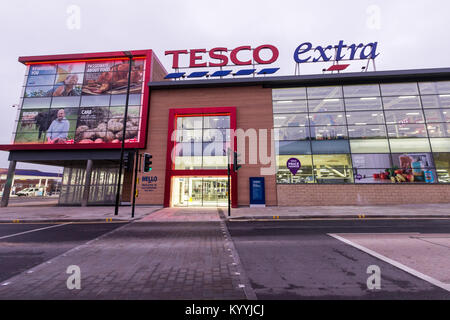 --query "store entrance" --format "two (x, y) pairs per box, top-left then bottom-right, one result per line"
(171, 177), (228, 207)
